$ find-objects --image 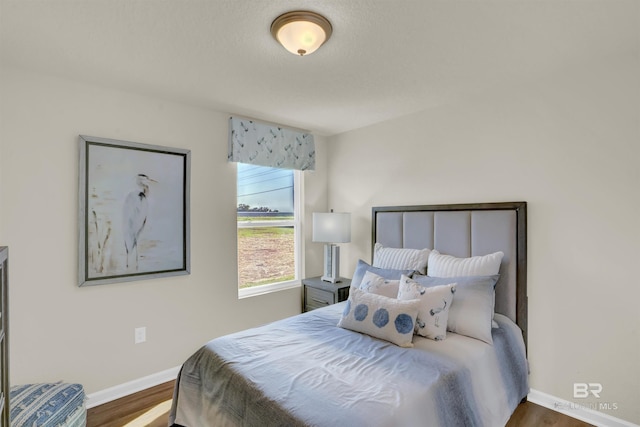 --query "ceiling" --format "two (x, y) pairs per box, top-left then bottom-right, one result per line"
(1, 0), (637, 136)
